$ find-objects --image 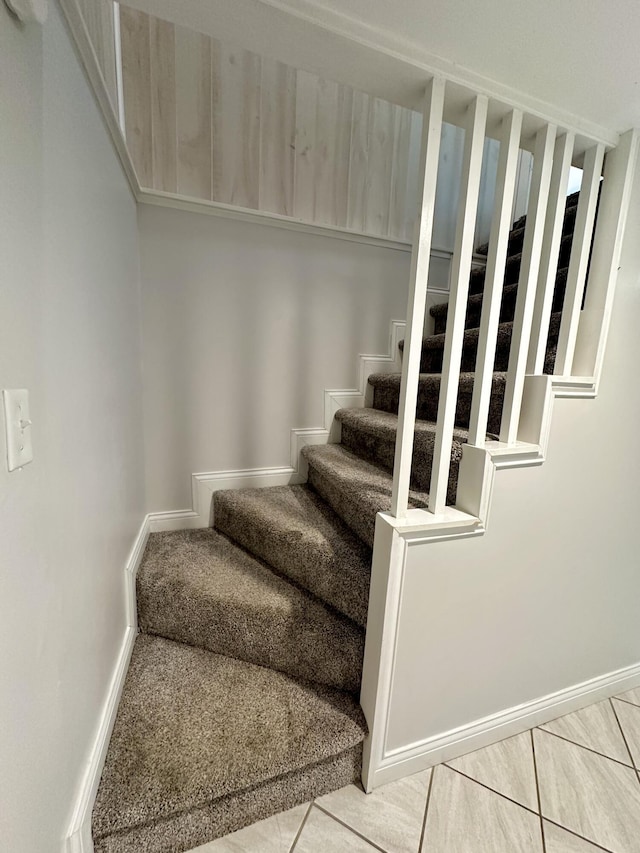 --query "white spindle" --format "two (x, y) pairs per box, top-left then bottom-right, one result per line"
(499, 123), (556, 444)
(390, 77), (445, 518)
(428, 94), (488, 514)
(573, 130), (639, 381)
(113, 2), (126, 137)
(467, 109), (522, 447)
(554, 143), (605, 376)
(527, 132), (574, 374)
